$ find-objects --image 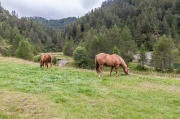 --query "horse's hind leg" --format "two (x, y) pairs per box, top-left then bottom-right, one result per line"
(110, 66), (114, 76)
